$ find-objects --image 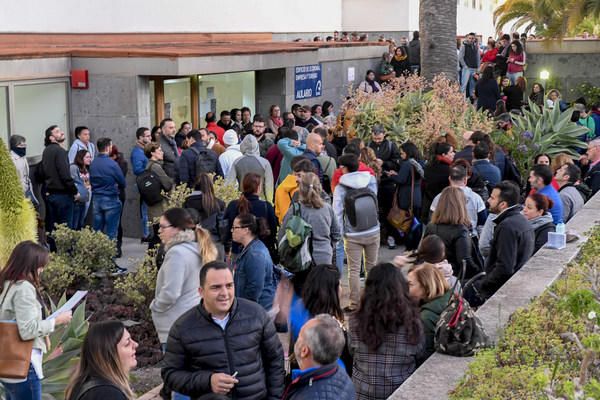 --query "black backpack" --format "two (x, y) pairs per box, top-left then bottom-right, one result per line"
(190, 146), (218, 176)
(136, 169), (164, 206)
(503, 154), (522, 188)
(342, 186), (379, 231)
